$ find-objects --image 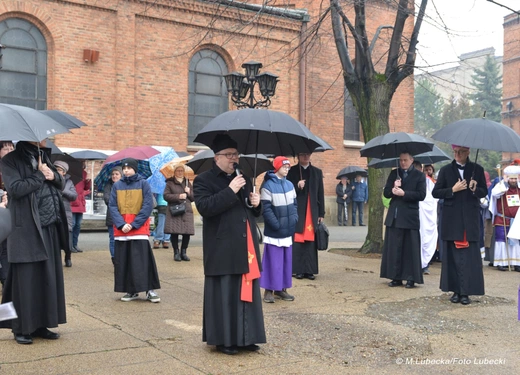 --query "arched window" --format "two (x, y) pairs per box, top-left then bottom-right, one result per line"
(0, 18), (47, 109)
(188, 49), (228, 145)
(344, 88), (360, 141)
